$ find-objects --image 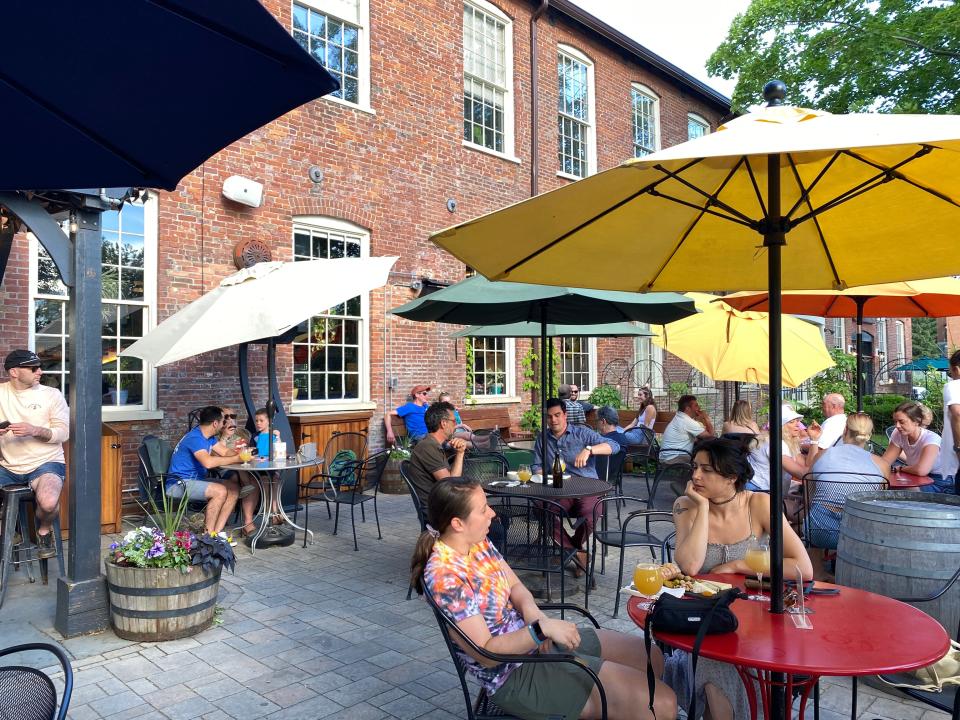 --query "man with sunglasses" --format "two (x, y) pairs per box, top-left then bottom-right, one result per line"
(385, 384), (432, 446)
(0, 349), (70, 558)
